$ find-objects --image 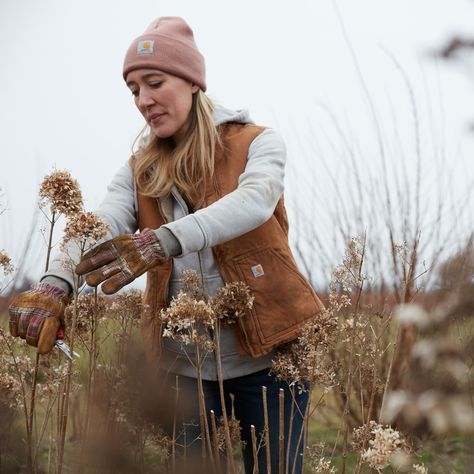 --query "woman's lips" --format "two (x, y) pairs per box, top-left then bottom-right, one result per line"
(149, 113), (165, 124)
